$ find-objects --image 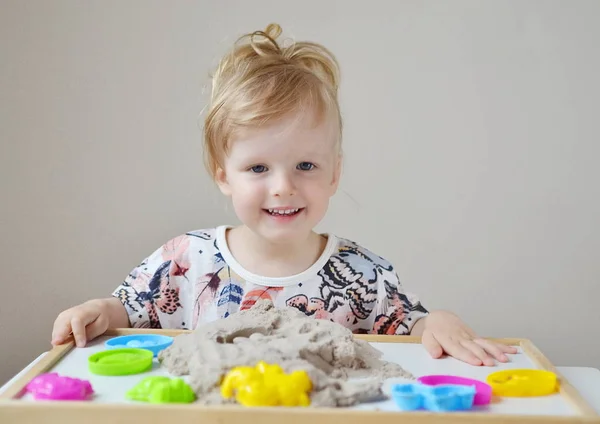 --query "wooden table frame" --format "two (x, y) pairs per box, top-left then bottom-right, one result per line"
(1, 329), (598, 424)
